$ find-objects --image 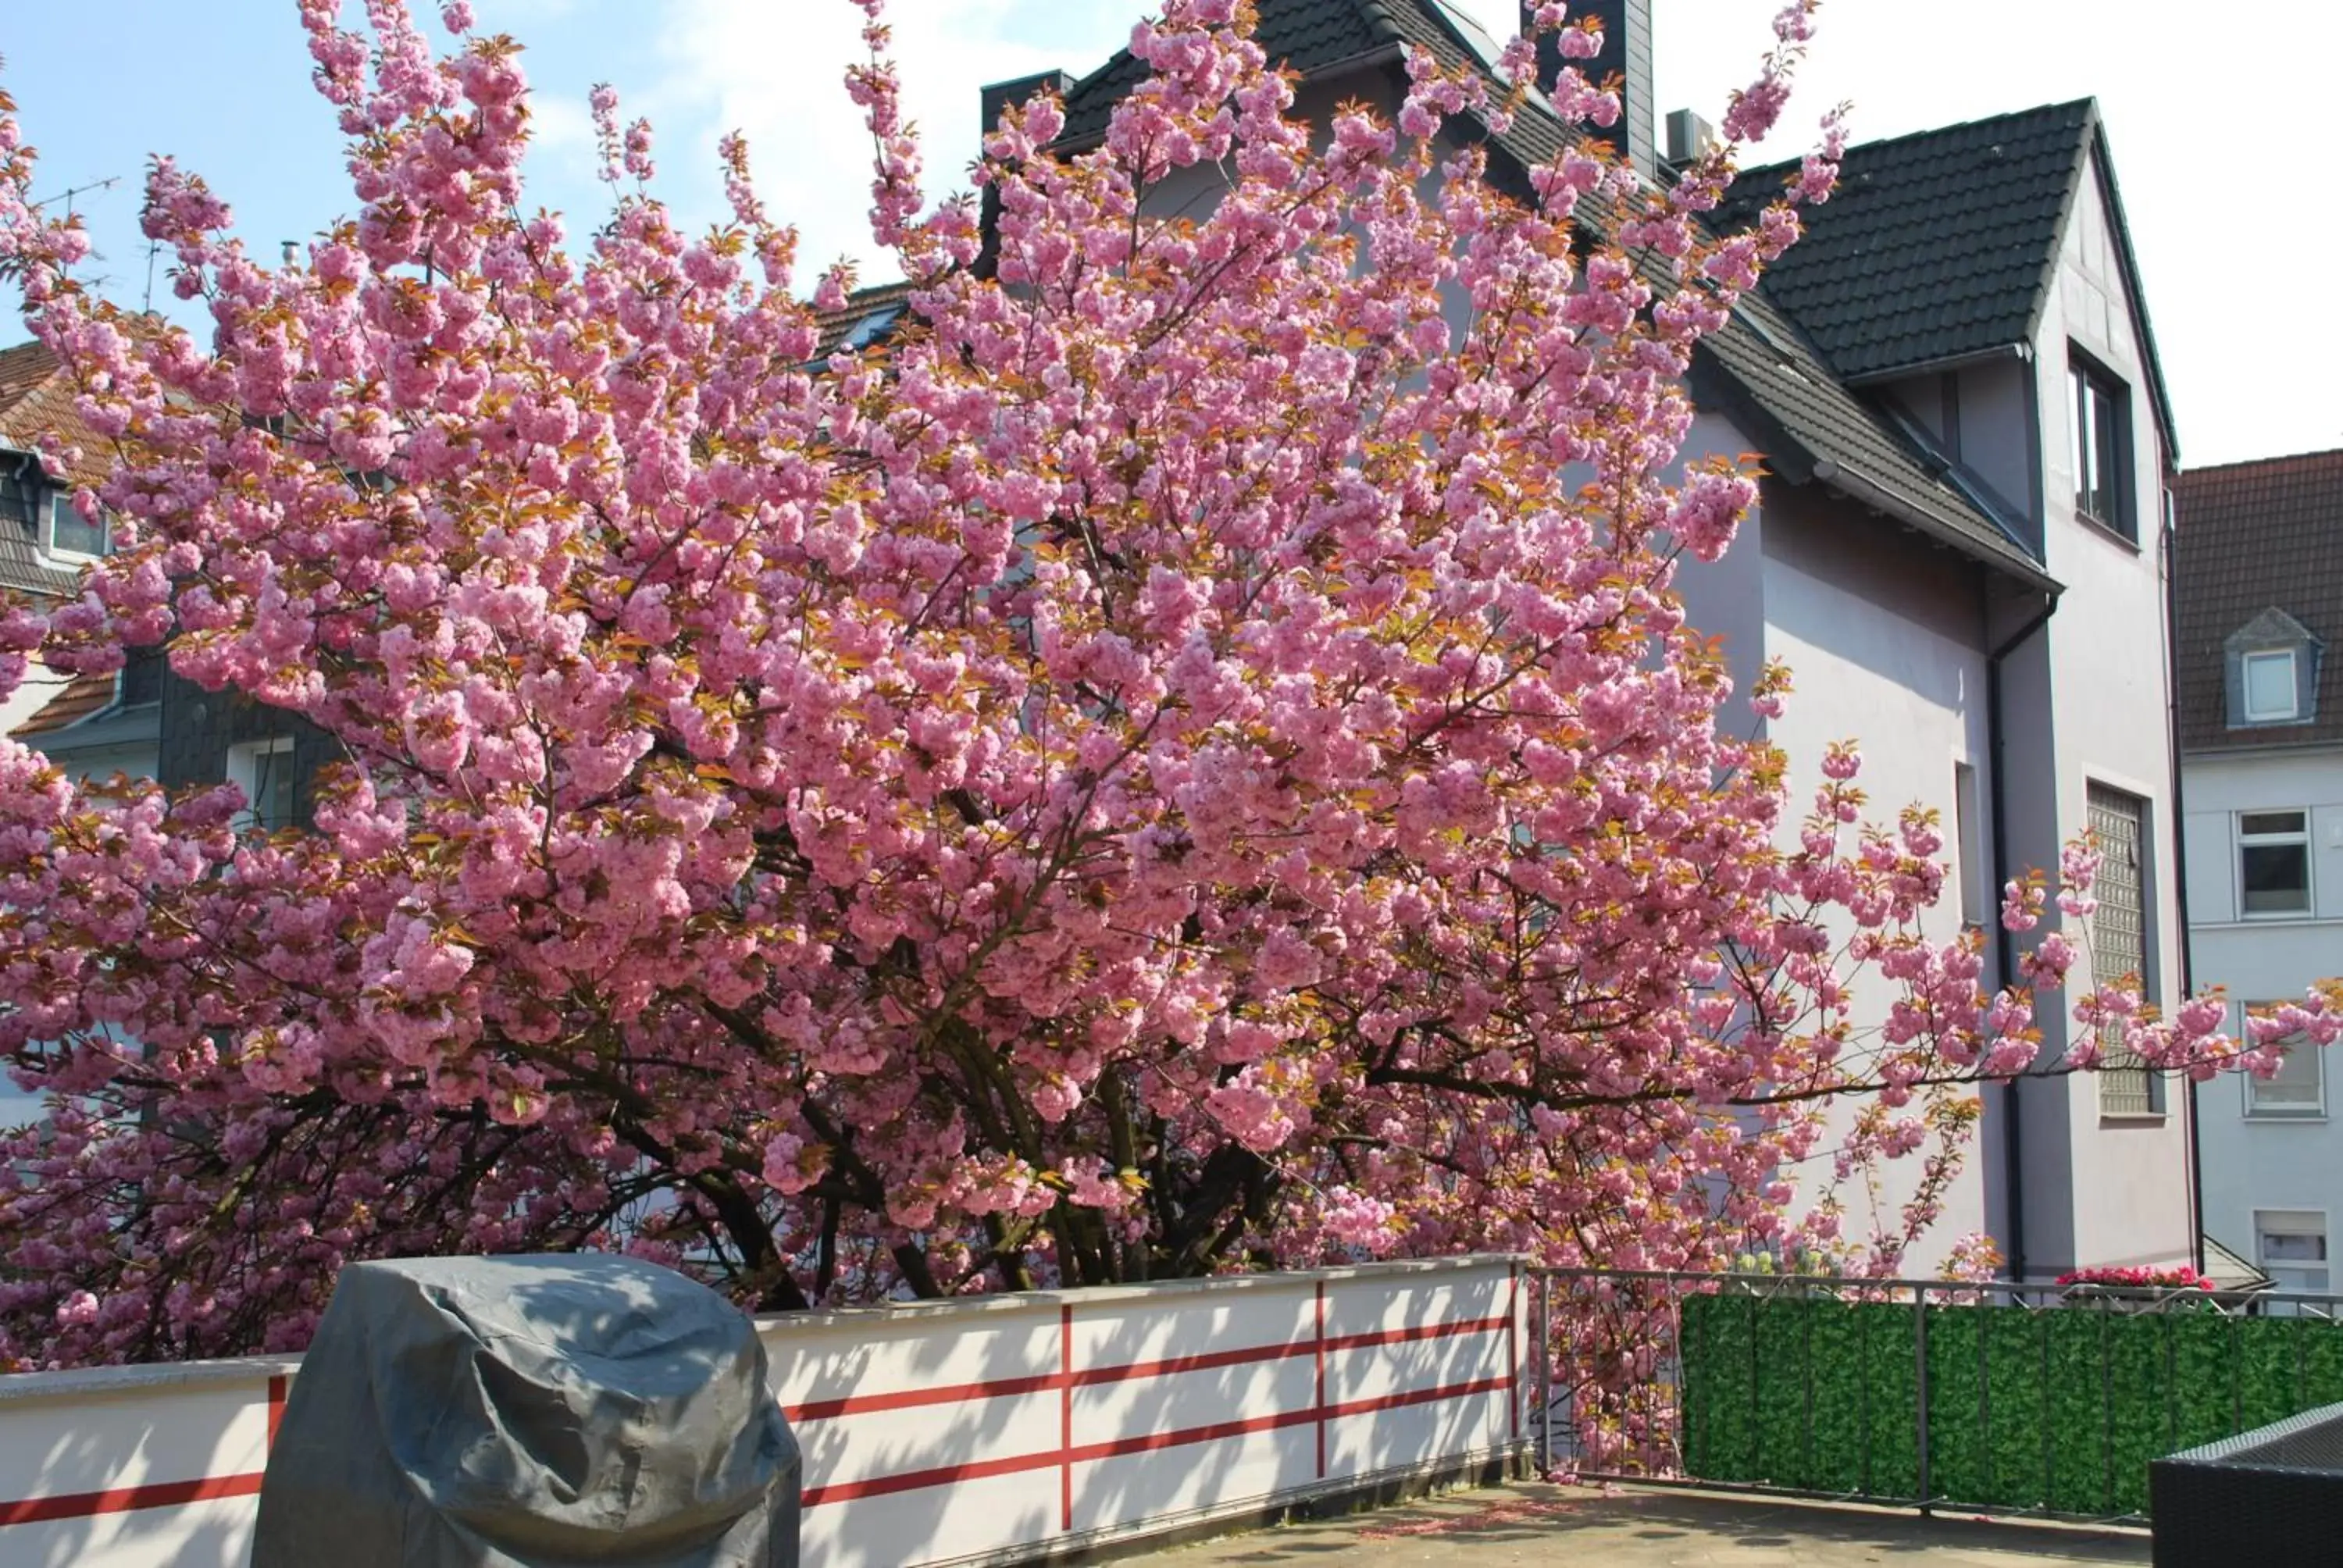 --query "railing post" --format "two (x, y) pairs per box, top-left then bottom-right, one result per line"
(1535, 1270), (1553, 1477)
(1914, 1285), (1931, 1511)
(1673, 1285), (1687, 1477)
